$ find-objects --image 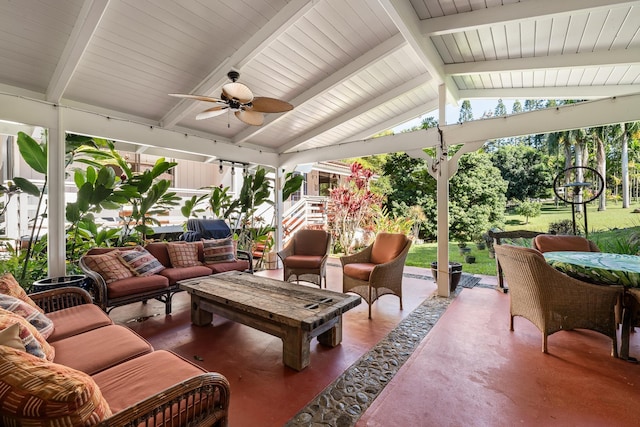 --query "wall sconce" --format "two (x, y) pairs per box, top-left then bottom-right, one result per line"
(231, 166), (235, 176)
(219, 160), (223, 174)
